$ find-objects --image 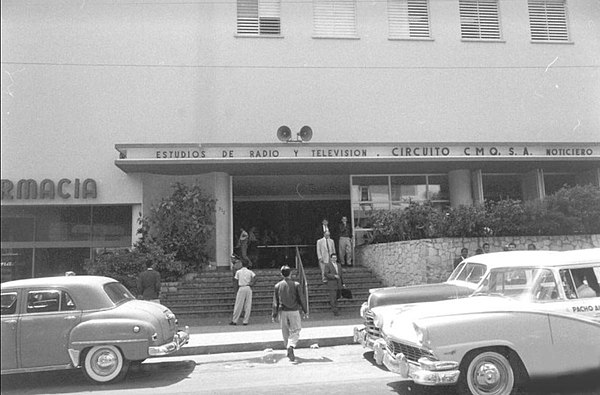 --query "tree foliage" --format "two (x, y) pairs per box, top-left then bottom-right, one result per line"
(137, 182), (216, 271)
